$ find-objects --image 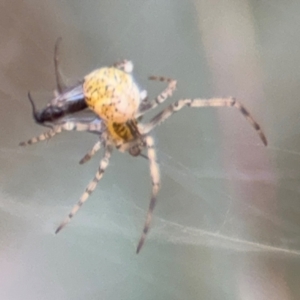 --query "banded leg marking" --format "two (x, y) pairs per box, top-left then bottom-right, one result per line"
(55, 144), (113, 234)
(20, 121), (103, 146)
(79, 140), (102, 164)
(136, 135), (160, 254)
(138, 76), (177, 116)
(20, 126), (62, 146)
(141, 97), (267, 146)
